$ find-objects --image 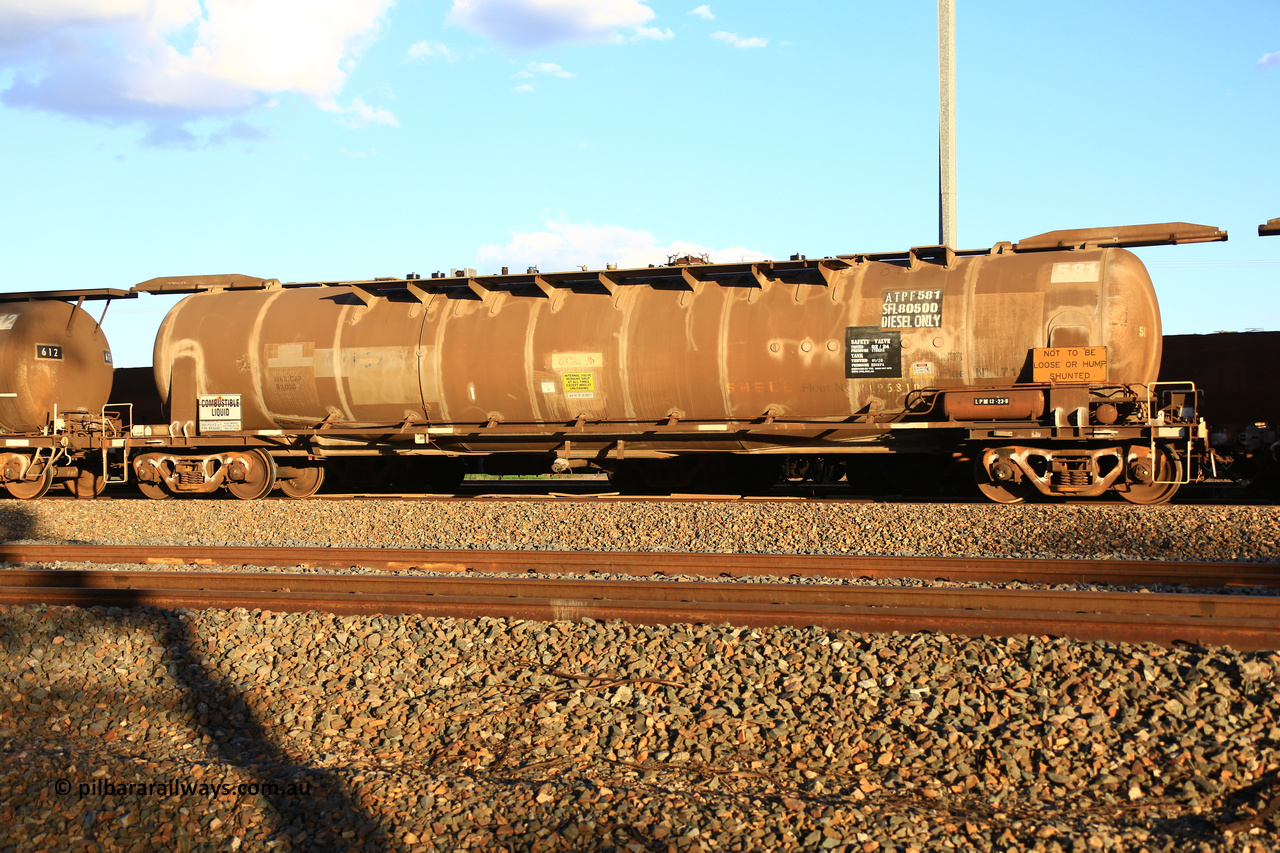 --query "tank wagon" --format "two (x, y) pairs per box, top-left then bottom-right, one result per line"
(1158, 218), (1280, 495)
(0, 289), (133, 497)
(124, 222), (1224, 504)
(1160, 330), (1280, 494)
